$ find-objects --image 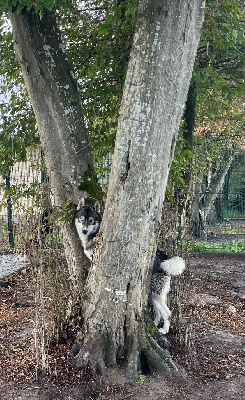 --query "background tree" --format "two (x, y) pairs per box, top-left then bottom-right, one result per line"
(192, 0), (245, 225)
(165, 0), (245, 238)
